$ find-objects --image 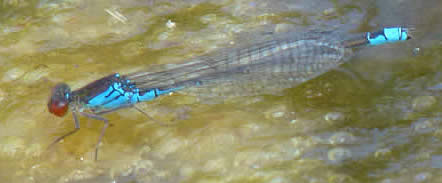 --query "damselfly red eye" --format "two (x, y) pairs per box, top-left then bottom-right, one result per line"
(48, 83), (71, 117)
